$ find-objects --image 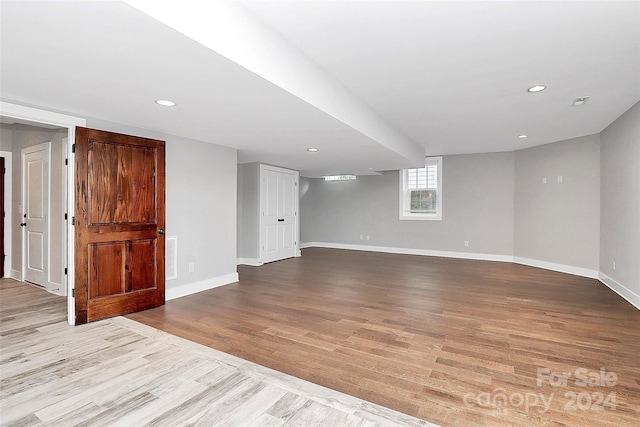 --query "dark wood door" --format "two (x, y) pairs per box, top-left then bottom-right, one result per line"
(0, 157), (4, 278)
(75, 127), (165, 324)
